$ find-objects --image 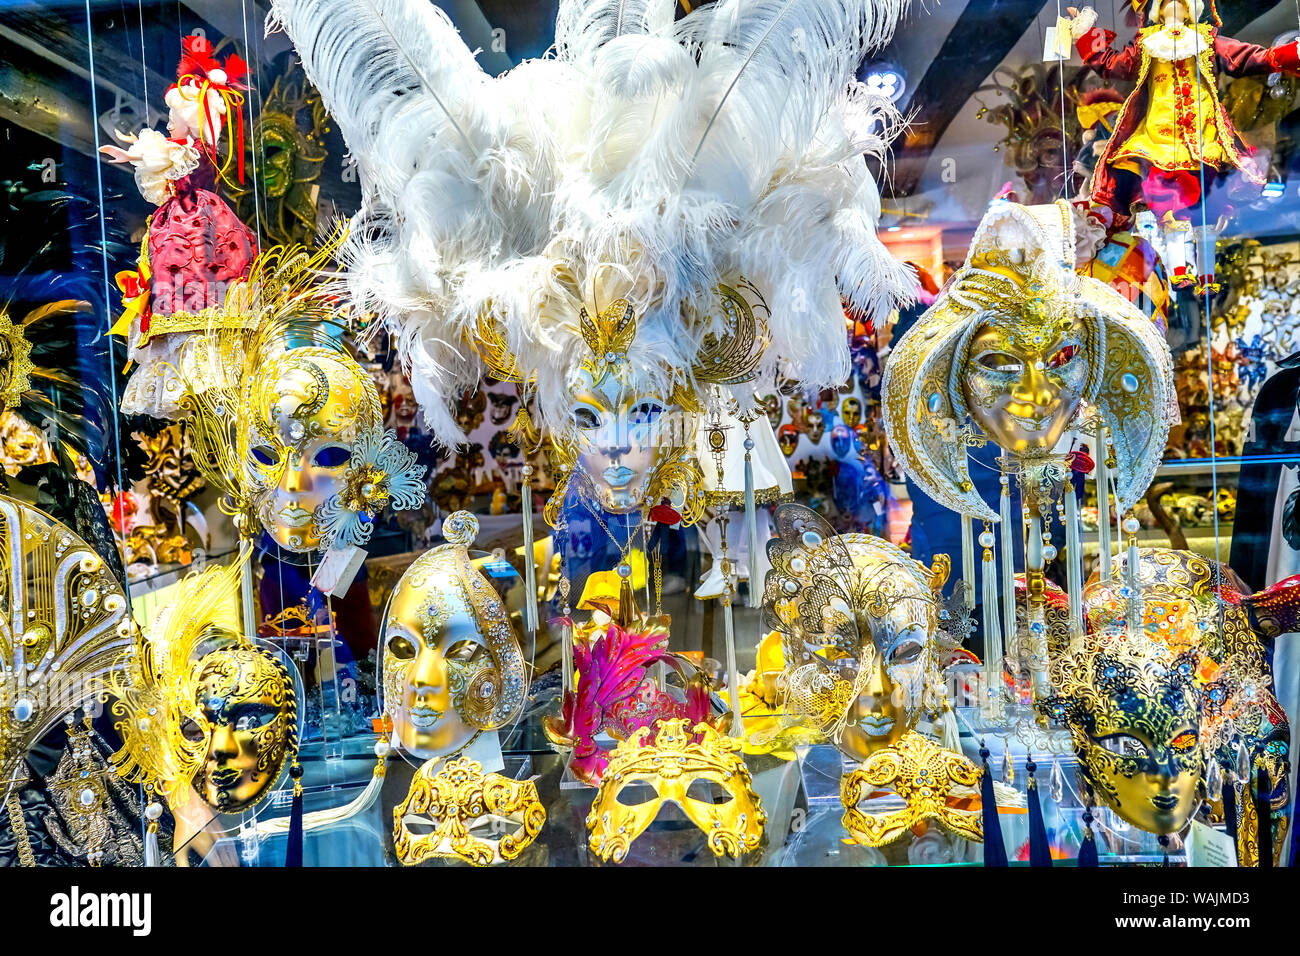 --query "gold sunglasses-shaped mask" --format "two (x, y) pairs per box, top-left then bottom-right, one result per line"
(186, 636), (299, 814)
(587, 718), (766, 863)
(382, 512), (526, 761)
(1041, 648), (1204, 835)
(392, 756), (546, 867)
